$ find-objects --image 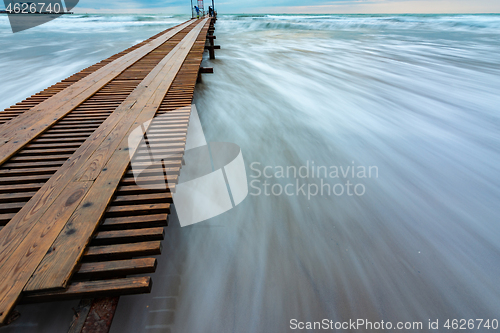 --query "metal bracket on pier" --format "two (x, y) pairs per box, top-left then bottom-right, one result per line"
(198, 67), (214, 83)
